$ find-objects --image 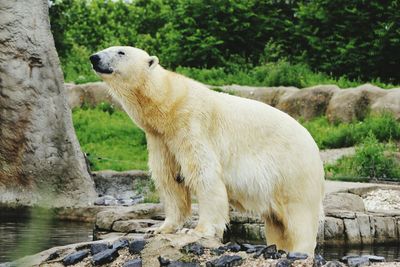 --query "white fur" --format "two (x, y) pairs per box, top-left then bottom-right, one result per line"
(92, 46), (325, 254)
